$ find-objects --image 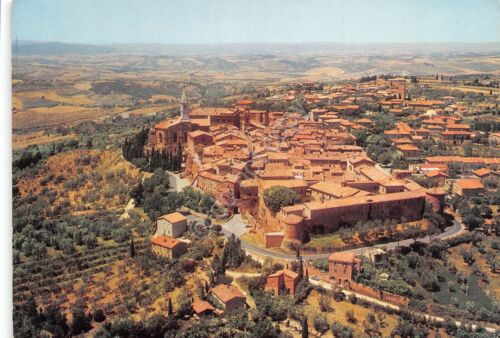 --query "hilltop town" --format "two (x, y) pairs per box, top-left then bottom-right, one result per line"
(12, 57), (500, 337)
(146, 76), (498, 249)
